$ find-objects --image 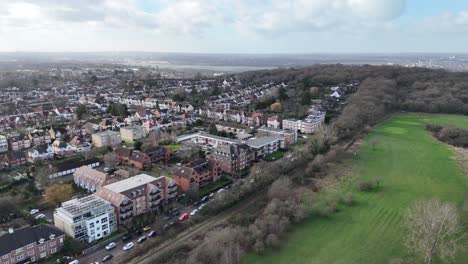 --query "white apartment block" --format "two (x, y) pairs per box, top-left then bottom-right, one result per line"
(92, 130), (121, 147)
(120, 126), (147, 142)
(54, 195), (117, 243)
(282, 111), (325, 134)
